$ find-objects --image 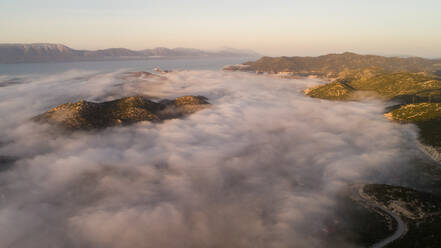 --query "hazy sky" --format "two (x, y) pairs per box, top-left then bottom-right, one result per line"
(1, 0), (441, 57)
